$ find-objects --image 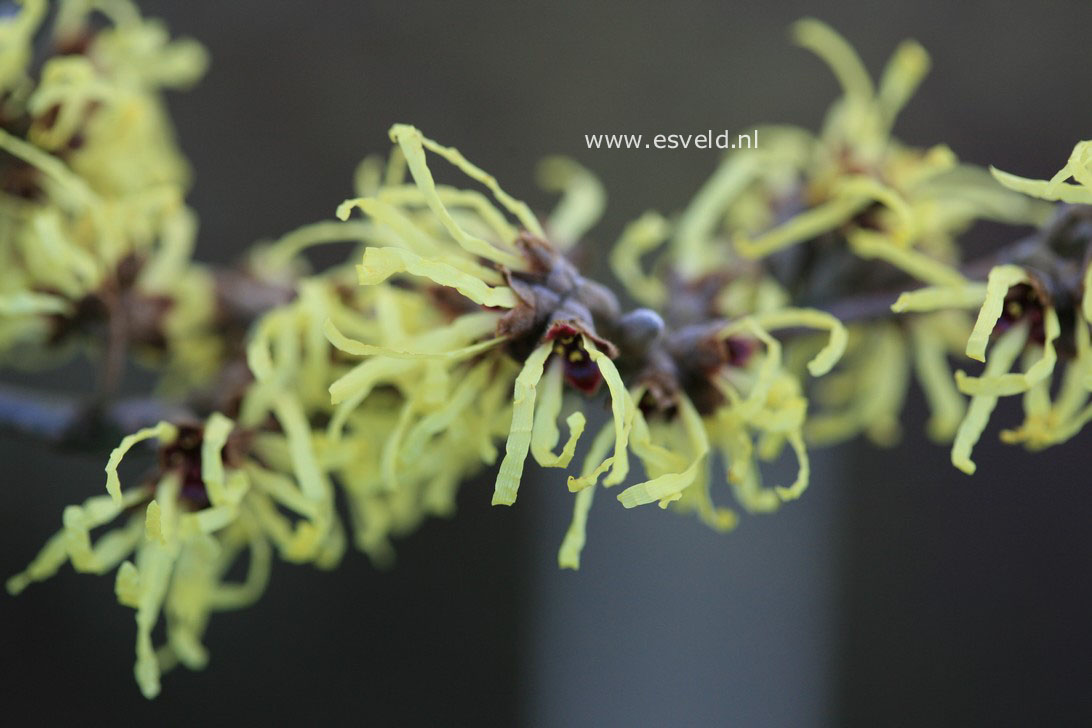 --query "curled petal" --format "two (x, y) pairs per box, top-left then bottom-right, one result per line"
(105, 422), (179, 503)
(748, 307), (848, 376)
(356, 247), (518, 309)
(957, 306), (1060, 396)
(617, 393), (708, 508)
(892, 283), (988, 313)
(492, 342), (552, 506)
(557, 424), (615, 570)
(536, 156), (605, 248)
(610, 211), (670, 307)
(566, 337), (636, 491)
(966, 264), (1030, 362)
(530, 359), (586, 469)
(951, 322), (1029, 474)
